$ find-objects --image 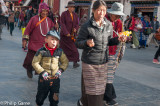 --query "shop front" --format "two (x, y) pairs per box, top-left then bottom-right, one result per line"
(130, 0), (160, 21)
